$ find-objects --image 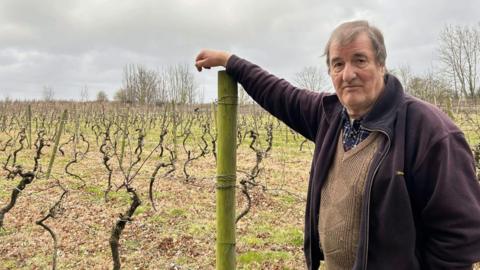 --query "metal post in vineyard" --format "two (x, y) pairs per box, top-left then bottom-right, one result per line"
(216, 71), (238, 270)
